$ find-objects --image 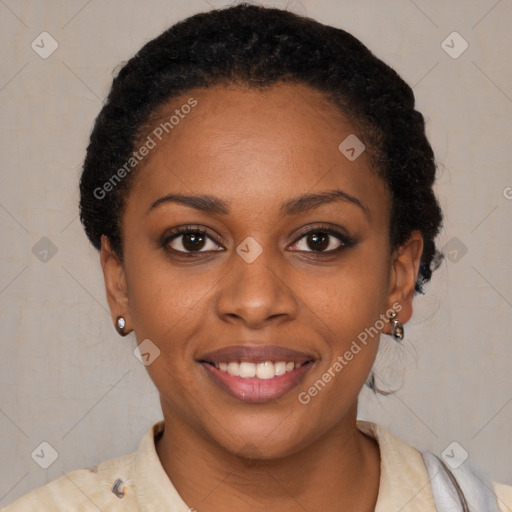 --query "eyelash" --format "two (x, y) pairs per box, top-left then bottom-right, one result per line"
(161, 223), (356, 257)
